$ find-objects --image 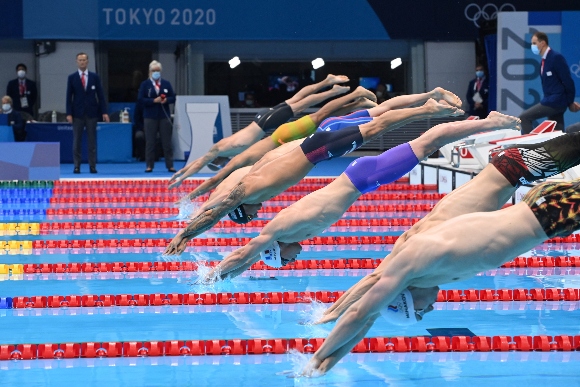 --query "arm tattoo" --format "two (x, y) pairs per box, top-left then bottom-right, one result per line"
(183, 183), (247, 238)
